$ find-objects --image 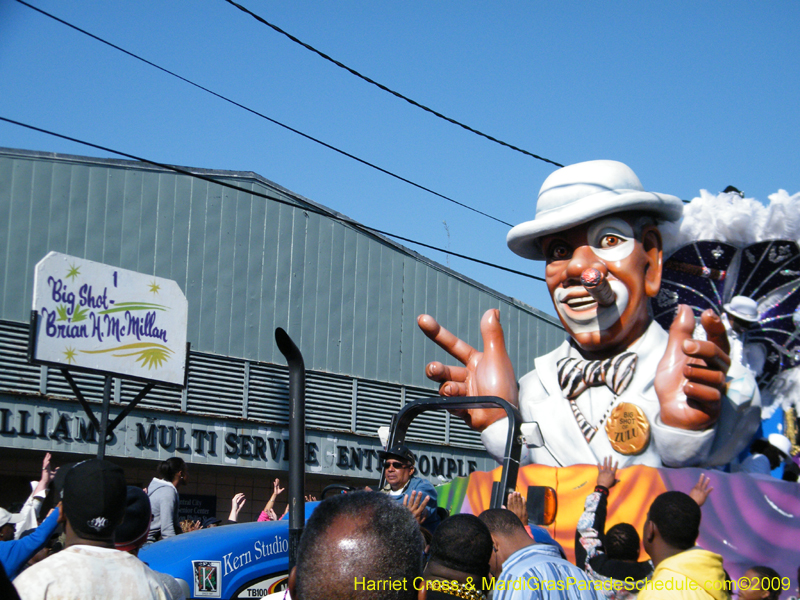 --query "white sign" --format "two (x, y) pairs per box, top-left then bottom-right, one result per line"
(32, 252), (188, 386)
